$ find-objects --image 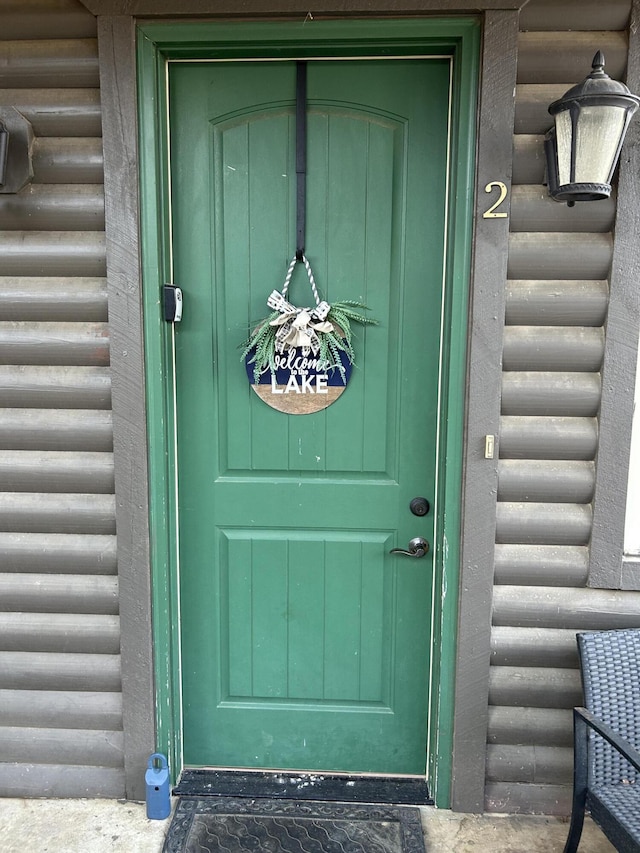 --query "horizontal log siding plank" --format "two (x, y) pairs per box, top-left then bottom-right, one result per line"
(499, 416), (597, 460)
(517, 32), (627, 83)
(493, 586), (640, 628)
(486, 744), (573, 784)
(515, 84), (571, 134)
(497, 460), (595, 502)
(0, 652), (121, 691)
(502, 327), (604, 372)
(2, 1), (97, 40)
(0, 322), (109, 366)
(505, 280), (608, 326)
(507, 233), (613, 280)
(0, 532), (117, 574)
(489, 666), (583, 708)
(0, 493), (116, 534)
(512, 135), (545, 185)
(0, 232), (106, 276)
(0, 366), (111, 409)
(487, 706), (573, 746)
(0, 277), (107, 321)
(0, 90), (102, 136)
(485, 782), (571, 816)
(0, 613), (120, 653)
(1, 727), (123, 767)
(0, 409), (112, 451)
(0, 40), (99, 89)
(509, 185), (615, 232)
(0, 185), (105, 230)
(0, 763), (123, 799)
(0, 574), (118, 614)
(519, 0), (631, 31)
(494, 544), (589, 586)
(32, 138), (104, 183)
(0, 689), (121, 730)
(491, 627), (579, 667)
(0, 450), (114, 492)
(501, 373), (601, 417)
(495, 502), (592, 544)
